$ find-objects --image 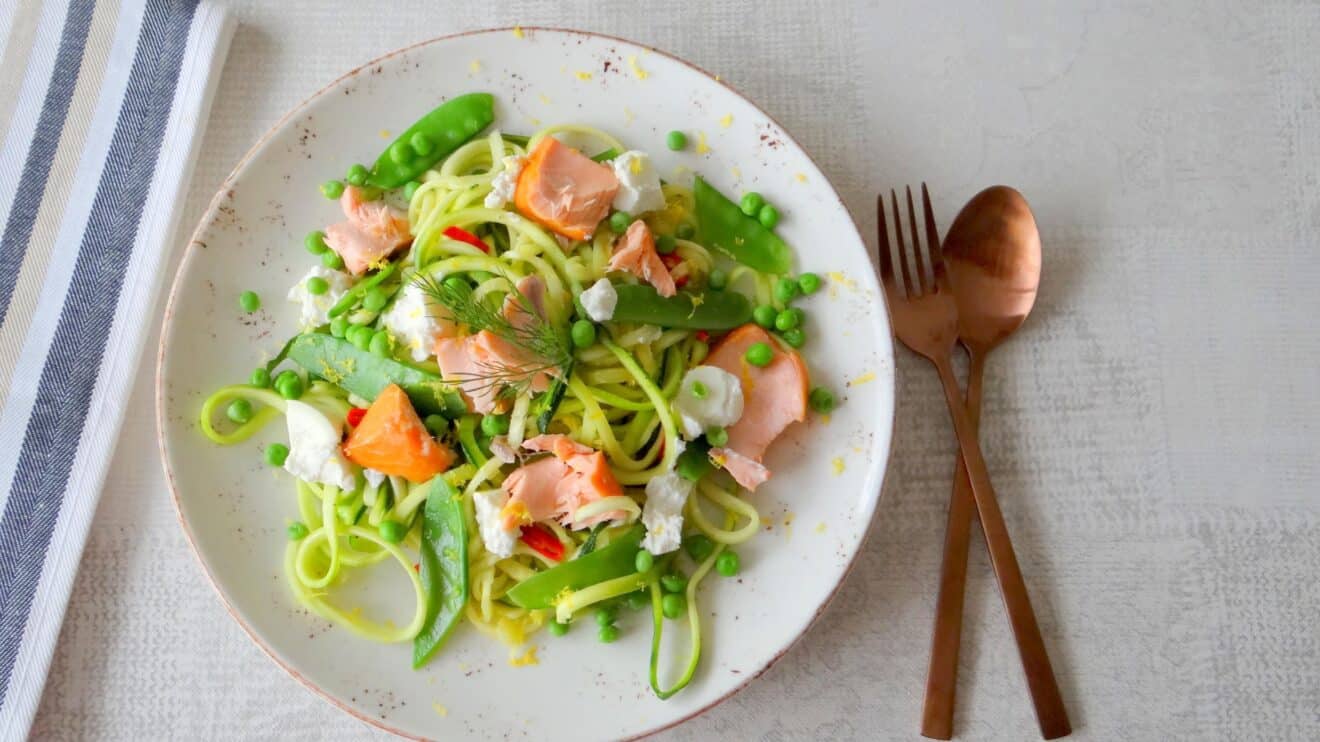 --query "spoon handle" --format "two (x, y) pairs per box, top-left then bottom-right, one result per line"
(932, 357), (1071, 740)
(921, 351), (986, 740)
